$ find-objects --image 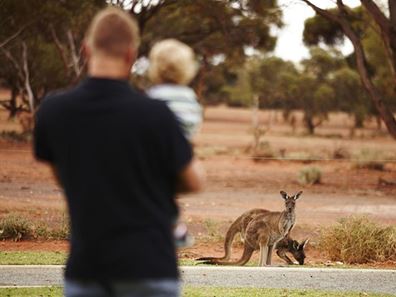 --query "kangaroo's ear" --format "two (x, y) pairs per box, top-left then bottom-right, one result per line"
(300, 238), (309, 249)
(294, 191), (303, 200)
(292, 240), (299, 250)
(280, 191), (288, 200)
